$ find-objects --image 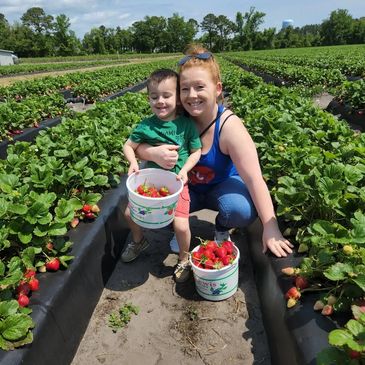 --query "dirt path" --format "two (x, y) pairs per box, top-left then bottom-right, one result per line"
(71, 209), (271, 365)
